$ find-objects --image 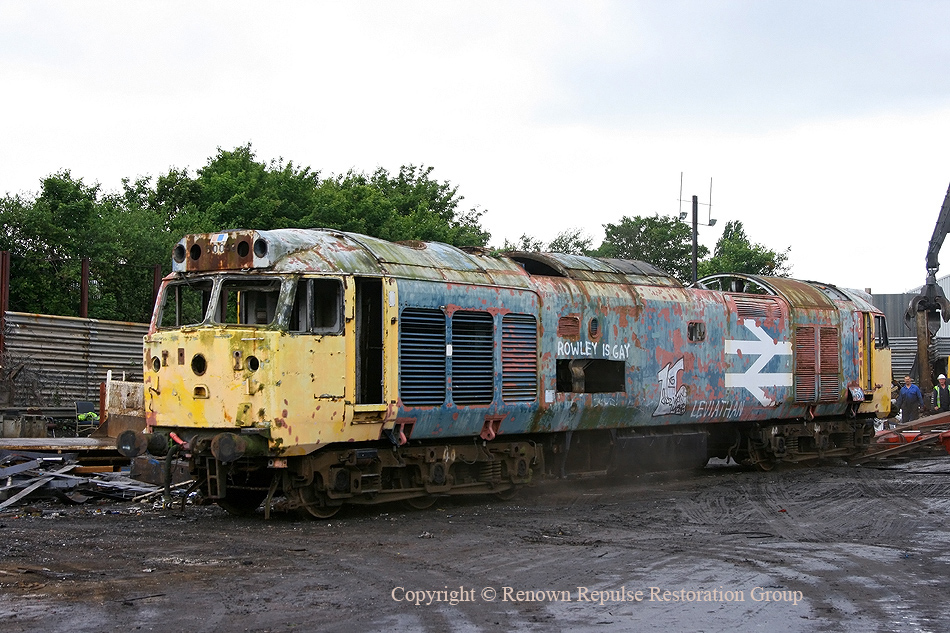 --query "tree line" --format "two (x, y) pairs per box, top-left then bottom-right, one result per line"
(0, 144), (789, 322)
